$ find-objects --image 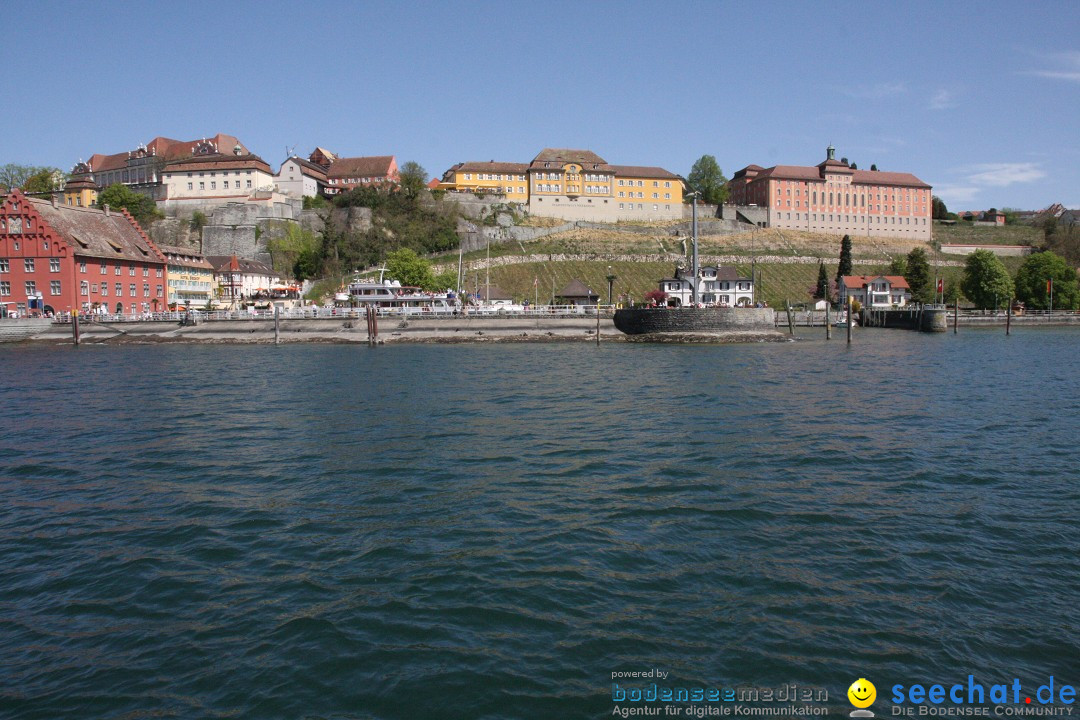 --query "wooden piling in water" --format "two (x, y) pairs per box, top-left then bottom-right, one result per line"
(72, 313), (80, 346)
(274, 307), (280, 345)
(846, 298), (852, 344)
(825, 303), (831, 340)
(785, 299), (795, 335)
(1006, 299), (1012, 335)
(596, 306), (601, 345)
(954, 300), (958, 334)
